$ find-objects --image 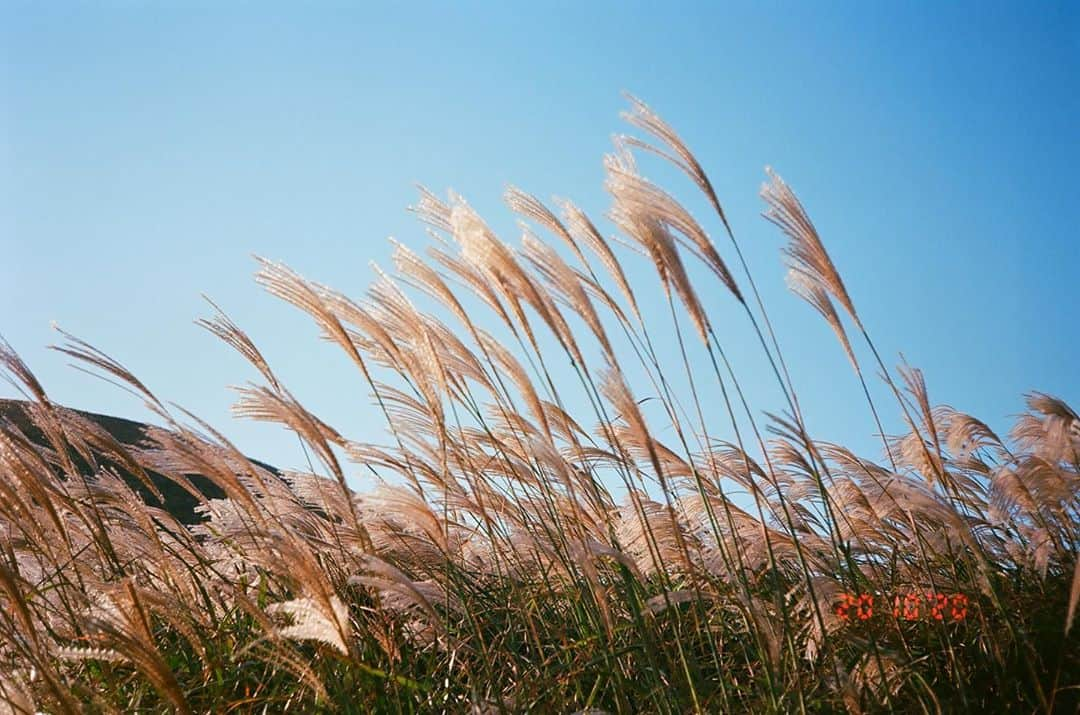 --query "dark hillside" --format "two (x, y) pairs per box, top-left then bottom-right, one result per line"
(0, 398), (278, 524)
